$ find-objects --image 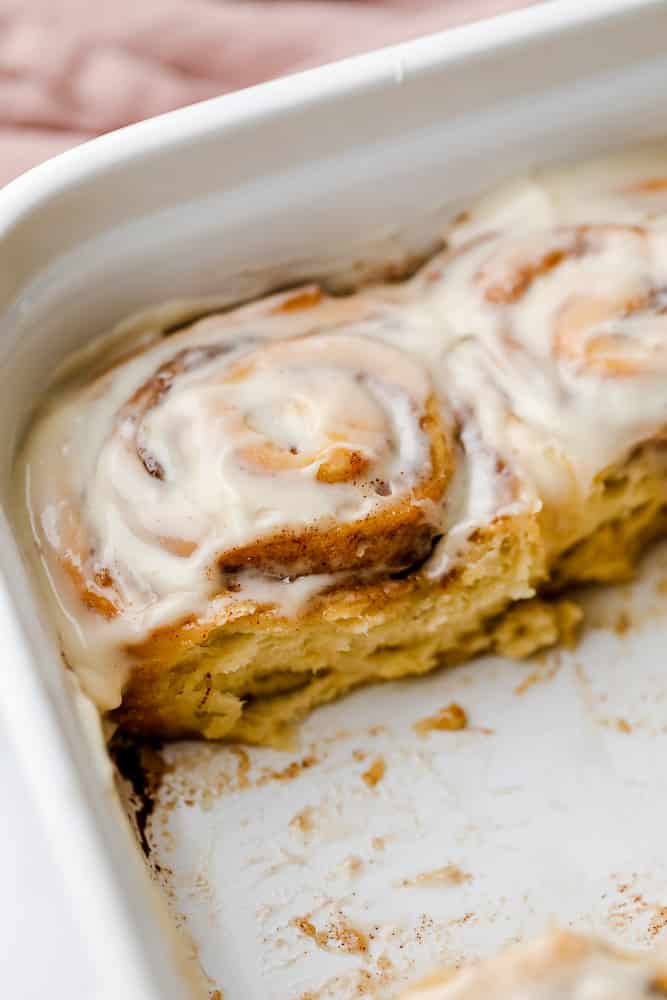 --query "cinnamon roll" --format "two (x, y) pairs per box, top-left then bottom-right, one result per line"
(18, 143), (667, 743)
(399, 931), (667, 999)
(423, 205), (667, 585)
